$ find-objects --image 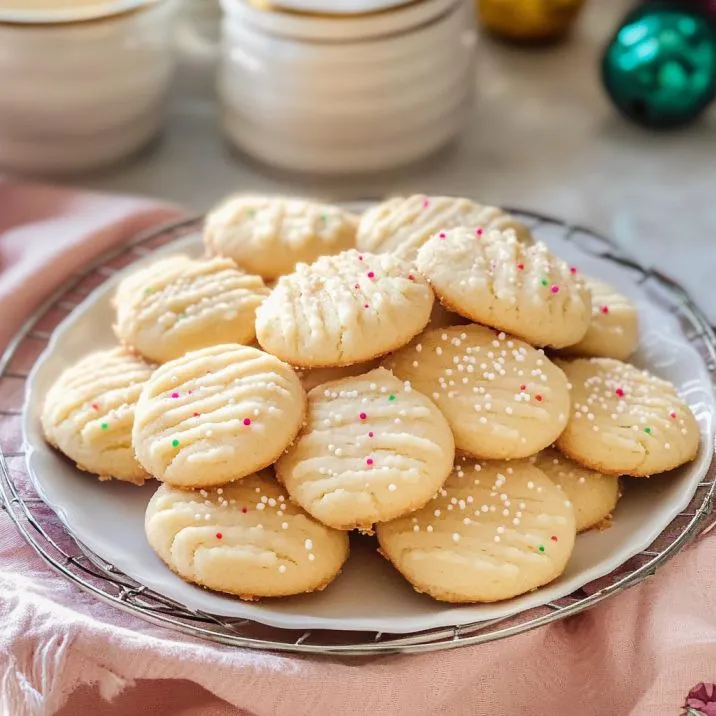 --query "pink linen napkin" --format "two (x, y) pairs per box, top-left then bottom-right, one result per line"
(1, 182), (716, 716)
